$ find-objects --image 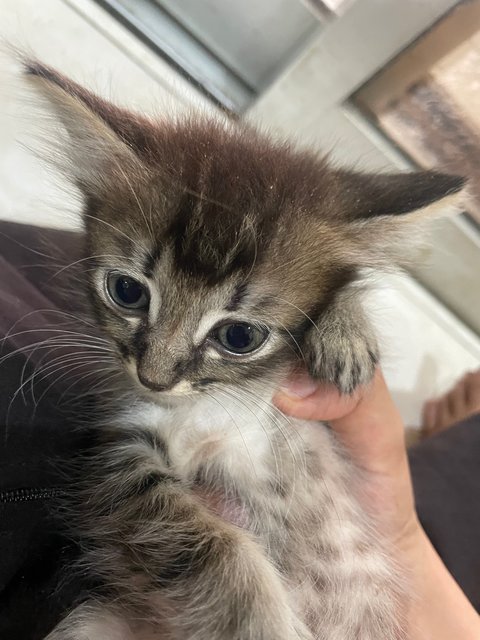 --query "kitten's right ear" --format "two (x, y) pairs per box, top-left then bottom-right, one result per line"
(23, 60), (151, 196)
